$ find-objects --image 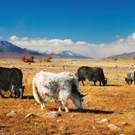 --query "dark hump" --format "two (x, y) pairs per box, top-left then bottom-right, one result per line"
(78, 66), (92, 71)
